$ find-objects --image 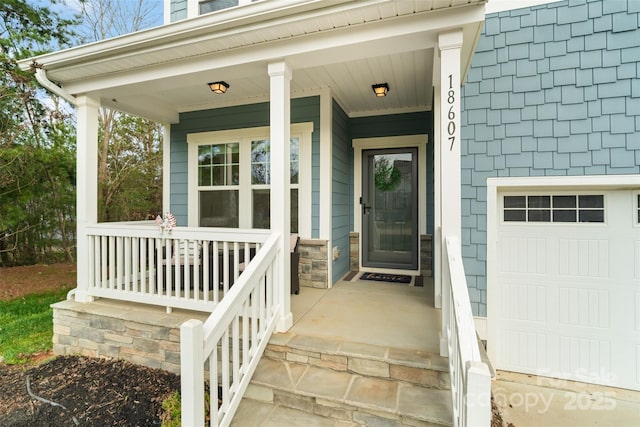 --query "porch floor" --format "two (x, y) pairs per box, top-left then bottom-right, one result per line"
(289, 277), (440, 352)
